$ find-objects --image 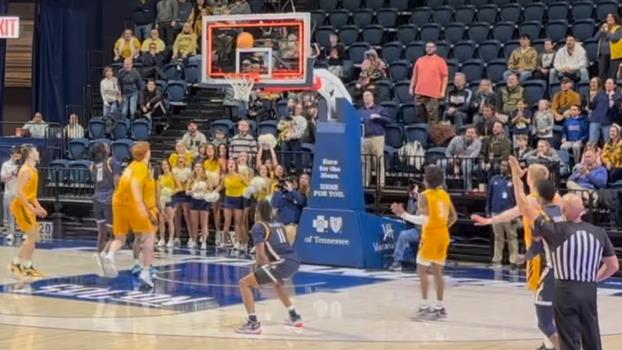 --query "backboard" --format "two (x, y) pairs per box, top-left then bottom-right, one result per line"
(202, 13), (312, 88)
